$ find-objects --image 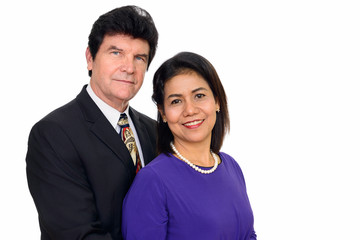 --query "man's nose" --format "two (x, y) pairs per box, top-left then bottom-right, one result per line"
(120, 56), (135, 74)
